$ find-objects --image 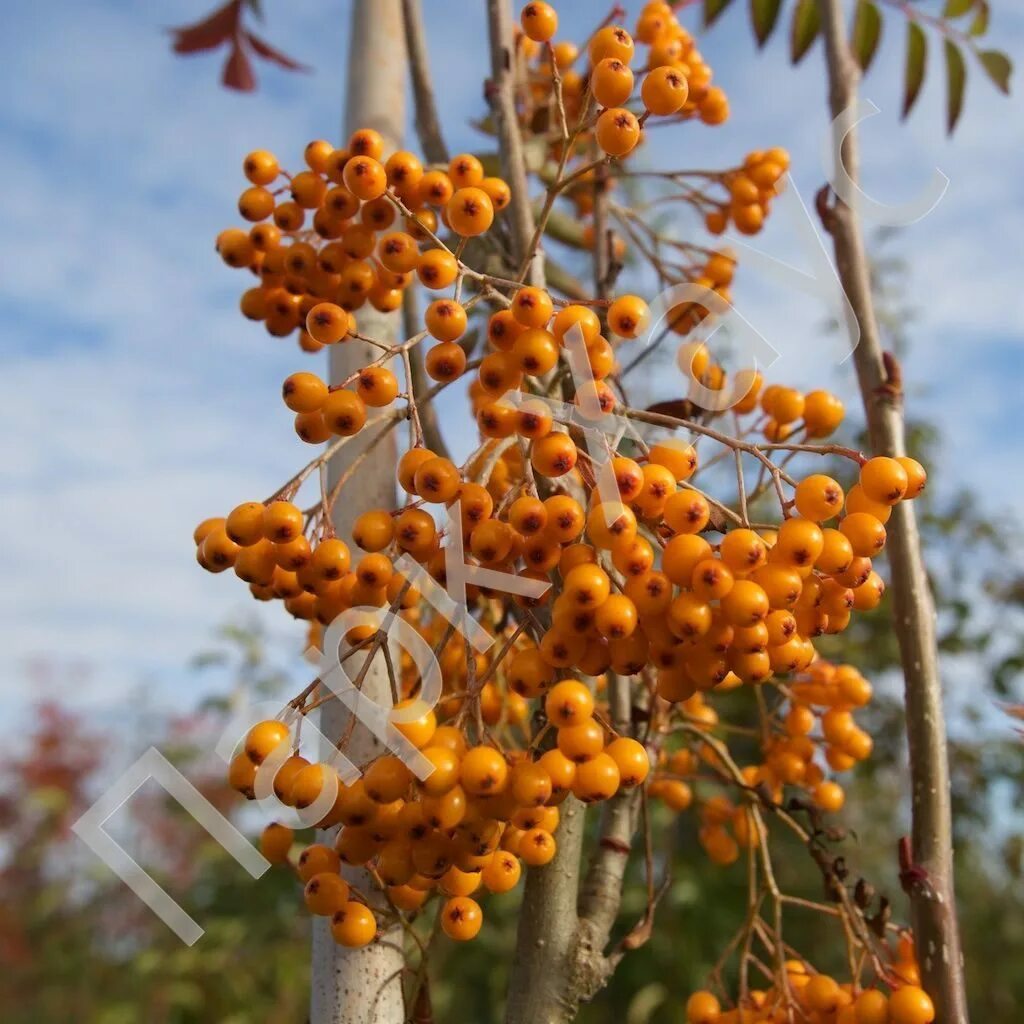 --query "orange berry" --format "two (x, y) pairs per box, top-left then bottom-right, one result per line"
(513, 327), (560, 375)
(290, 170), (327, 209)
(897, 456), (927, 498)
(226, 502), (267, 547)
(662, 534), (713, 586)
(719, 528), (768, 573)
(592, 57), (635, 108)
(460, 746), (509, 796)
(297, 842), (341, 883)
(356, 365), (399, 407)
(531, 433), (578, 477)
(663, 491), (710, 534)
(888, 985), (934, 1024)
(482, 850), (522, 892)
(686, 991), (721, 1024)
(262, 501), (303, 543)
(519, 827), (556, 866)
(243, 149), (279, 186)
(573, 752), (621, 802)
(417, 248), (459, 290)
(447, 186), (495, 236)
(282, 371), (328, 413)
(306, 302), (350, 344)
(860, 456), (909, 505)
(642, 65), (689, 115)
(805, 974), (842, 1013)
(840, 512), (887, 557)
(448, 153), (484, 188)
(589, 25), (634, 64)
(557, 717), (605, 763)
(348, 128), (384, 160)
(854, 989), (890, 1024)
(304, 871), (351, 915)
(321, 389), (368, 436)
(425, 299), (468, 342)
(259, 822), (293, 863)
(479, 176), (511, 210)
(721, 579), (770, 626)
(414, 456), (462, 503)
(377, 231), (419, 273)
(330, 901), (377, 947)
(520, 1), (558, 42)
(795, 474), (845, 522)
(512, 286), (554, 328)
(605, 736), (650, 787)
(595, 108), (641, 158)
(238, 185), (275, 222)
(803, 389), (845, 436)
(545, 680), (595, 727)
(384, 150), (424, 189)
(607, 294), (649, 338)
(217, 228), (255, 268)
(342, 156), (387, 201)
(441, 896), (483, 940)
(813, 780), (845, 812)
